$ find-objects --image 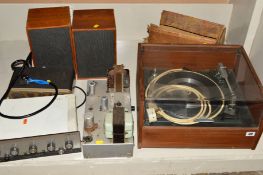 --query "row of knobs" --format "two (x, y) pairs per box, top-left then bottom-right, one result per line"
(8, 140), (73, 157)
